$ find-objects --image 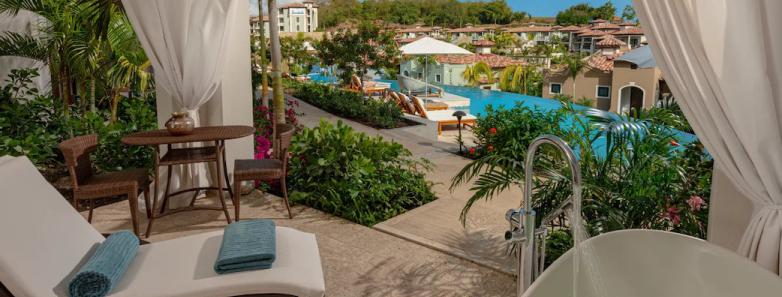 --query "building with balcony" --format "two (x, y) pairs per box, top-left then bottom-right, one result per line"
(249, 0), (318, 37)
